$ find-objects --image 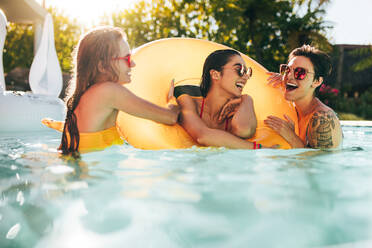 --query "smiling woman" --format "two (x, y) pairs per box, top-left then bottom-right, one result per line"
(43, 26), (180, 155)
(265, 45), (343, 149)
(116, 38), (298, 150)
